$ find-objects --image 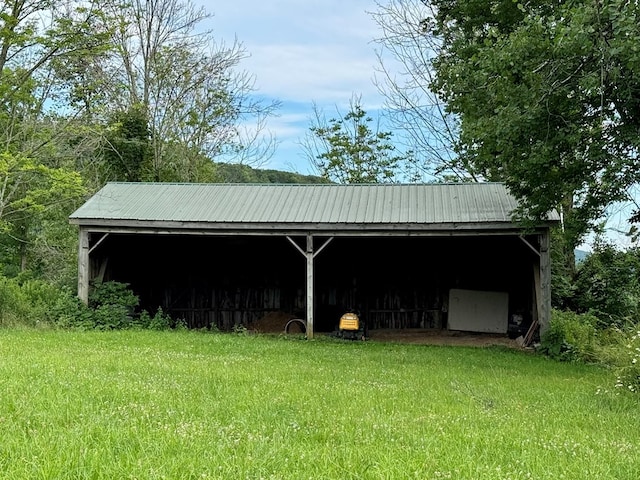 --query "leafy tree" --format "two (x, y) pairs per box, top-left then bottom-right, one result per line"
(572, 241), (640, 328)
(428, 0), (640, 249)
(0, 1), (110, 146)
(550, 228), (576, 309)
(371, 0), (469, 182)
(28, 204), (81, 286)
(0, 1), (108, 276)
(303, 97), (413, 184)
(0, 152), (85, 275)
(102, 105), (151, 182)
(86, 0), (279, 180)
